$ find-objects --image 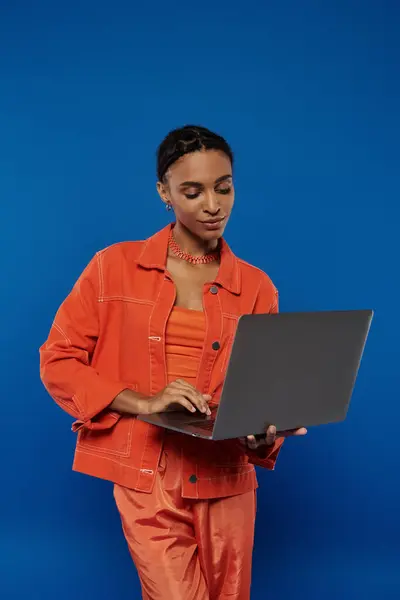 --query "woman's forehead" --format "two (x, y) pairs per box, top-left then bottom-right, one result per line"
(168, 150), (232, 184)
